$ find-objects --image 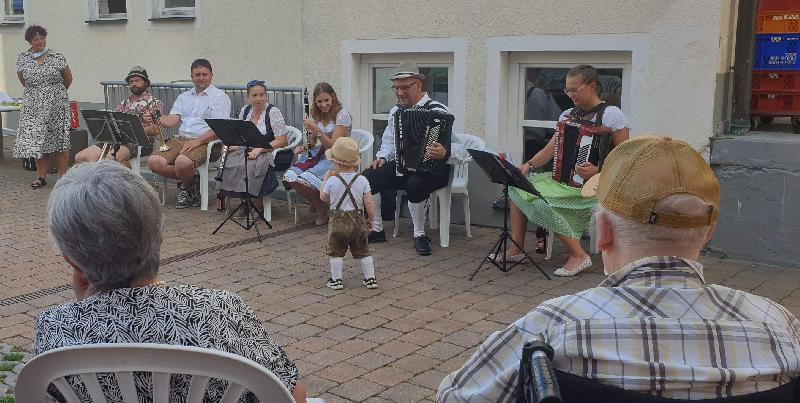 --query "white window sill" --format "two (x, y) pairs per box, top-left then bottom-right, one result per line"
(86, 17), (128, 23)
(148, 15), (195, 21)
